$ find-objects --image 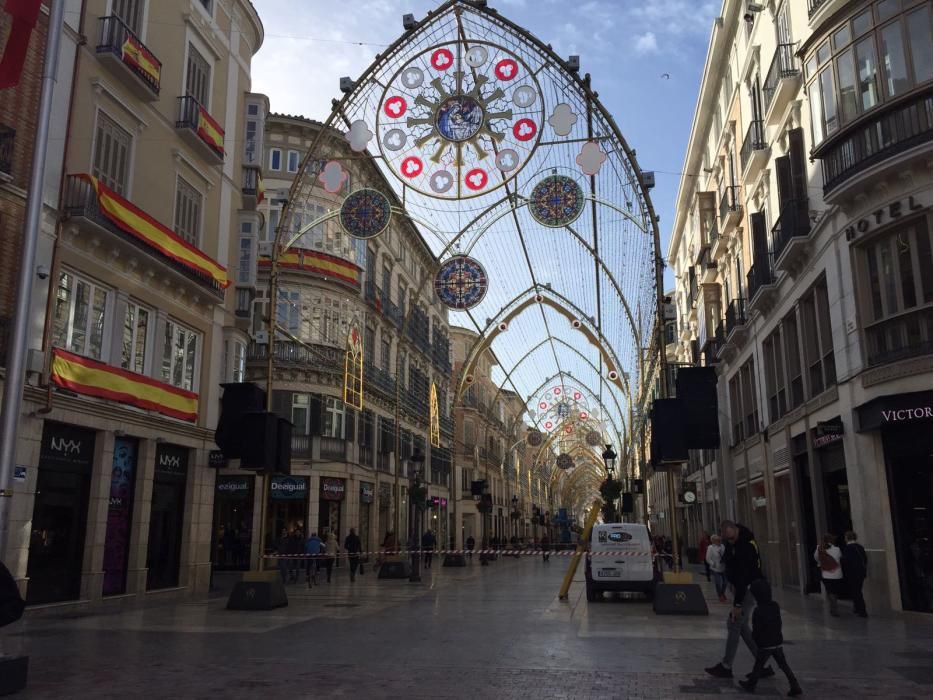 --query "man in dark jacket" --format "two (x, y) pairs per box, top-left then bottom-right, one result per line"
(0, 560), (25, 628)
(738, 579), (802, 696)
(344, 528), (363, 582)
(706, 520), (773, 680)
(842, 530), (868, 617)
